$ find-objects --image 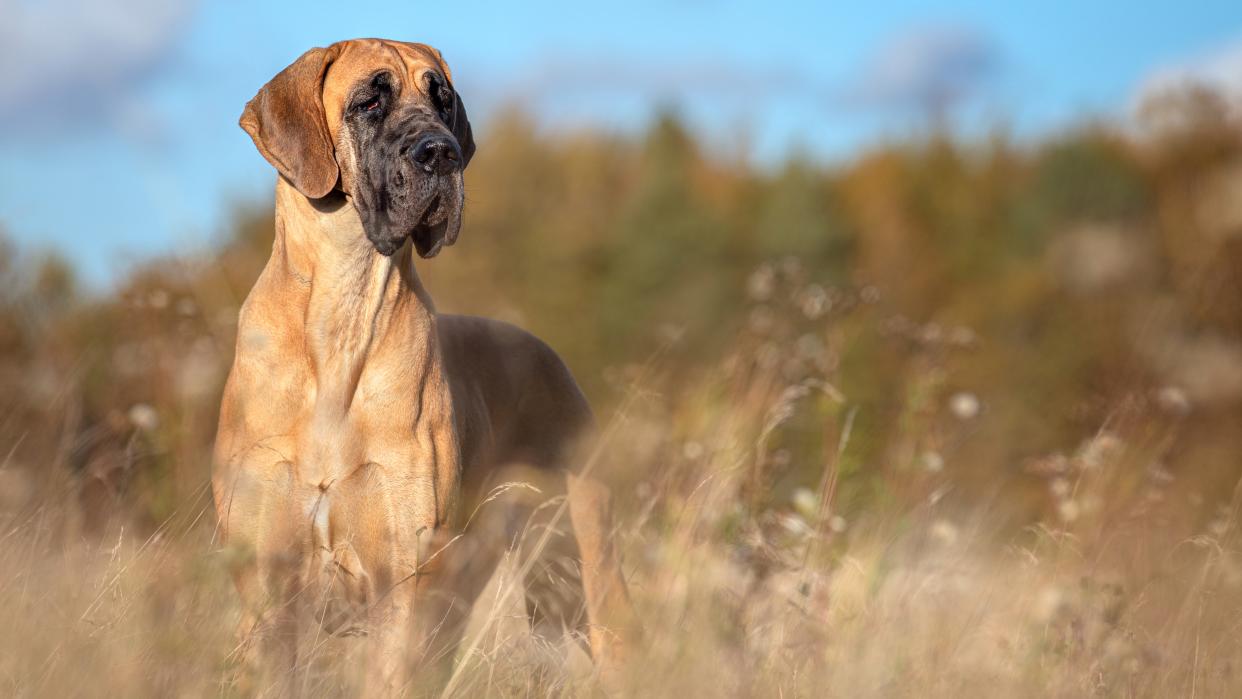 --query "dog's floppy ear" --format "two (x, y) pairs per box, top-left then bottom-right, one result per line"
(448, 80), (475, 167)
(416, 44), (475, 167)
(240, 45), (342, 199)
